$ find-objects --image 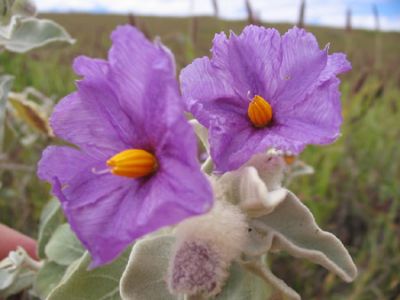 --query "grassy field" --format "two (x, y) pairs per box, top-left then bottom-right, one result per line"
(0, 13), (399, 299)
